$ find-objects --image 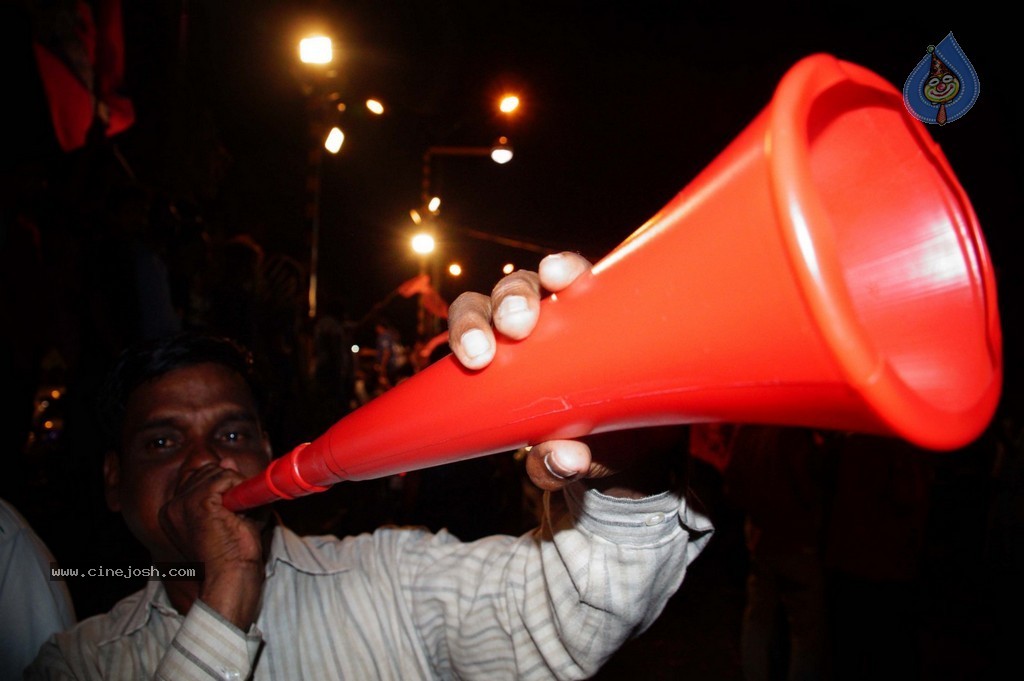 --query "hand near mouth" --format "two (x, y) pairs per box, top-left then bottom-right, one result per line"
(159, 461), (269, 629)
